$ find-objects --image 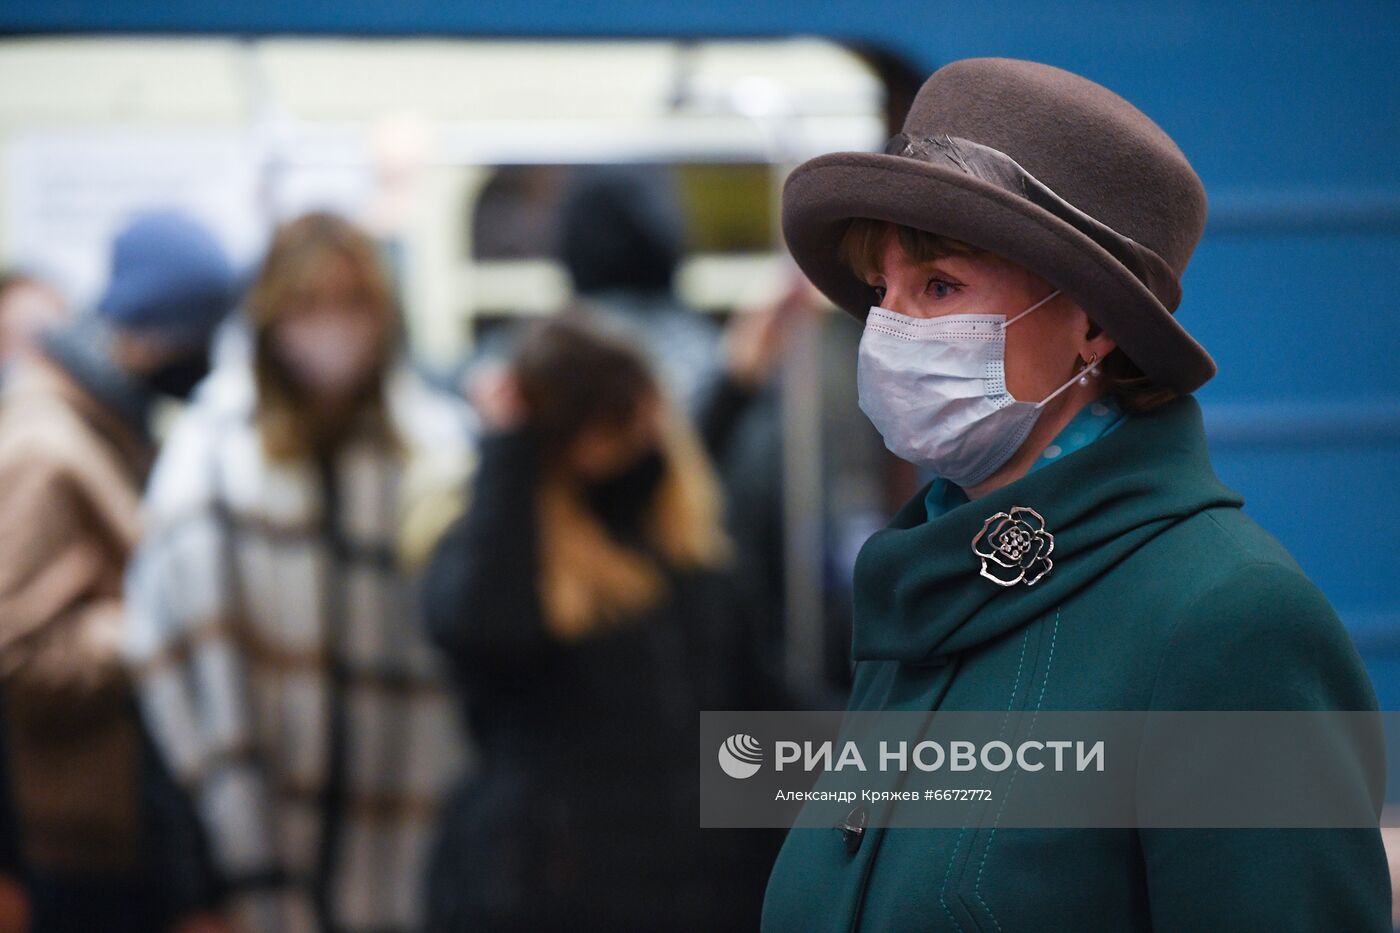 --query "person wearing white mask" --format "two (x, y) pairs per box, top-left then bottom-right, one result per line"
(762, 58), (1389, 930)
(850, 231), (1116, 501)
(123, 211), (474, 933)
